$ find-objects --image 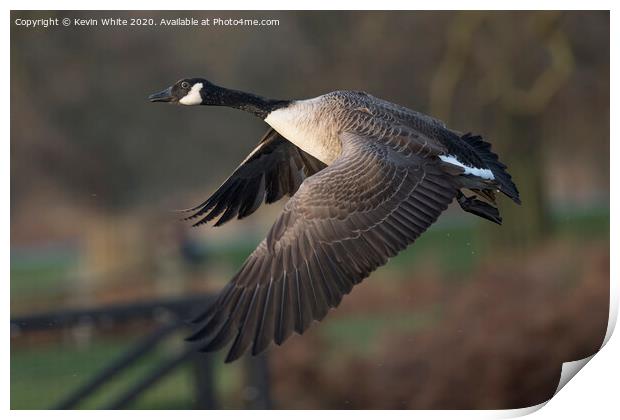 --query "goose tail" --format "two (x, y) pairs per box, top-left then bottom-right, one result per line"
(461, 133), (521, 204)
